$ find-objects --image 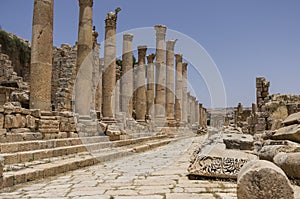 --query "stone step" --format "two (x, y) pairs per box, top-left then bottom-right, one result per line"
(0, 136), (110, 153)
(1, 135), (169, 164)
(0, 132), (43, 143)
(1, 136), (183, 188)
